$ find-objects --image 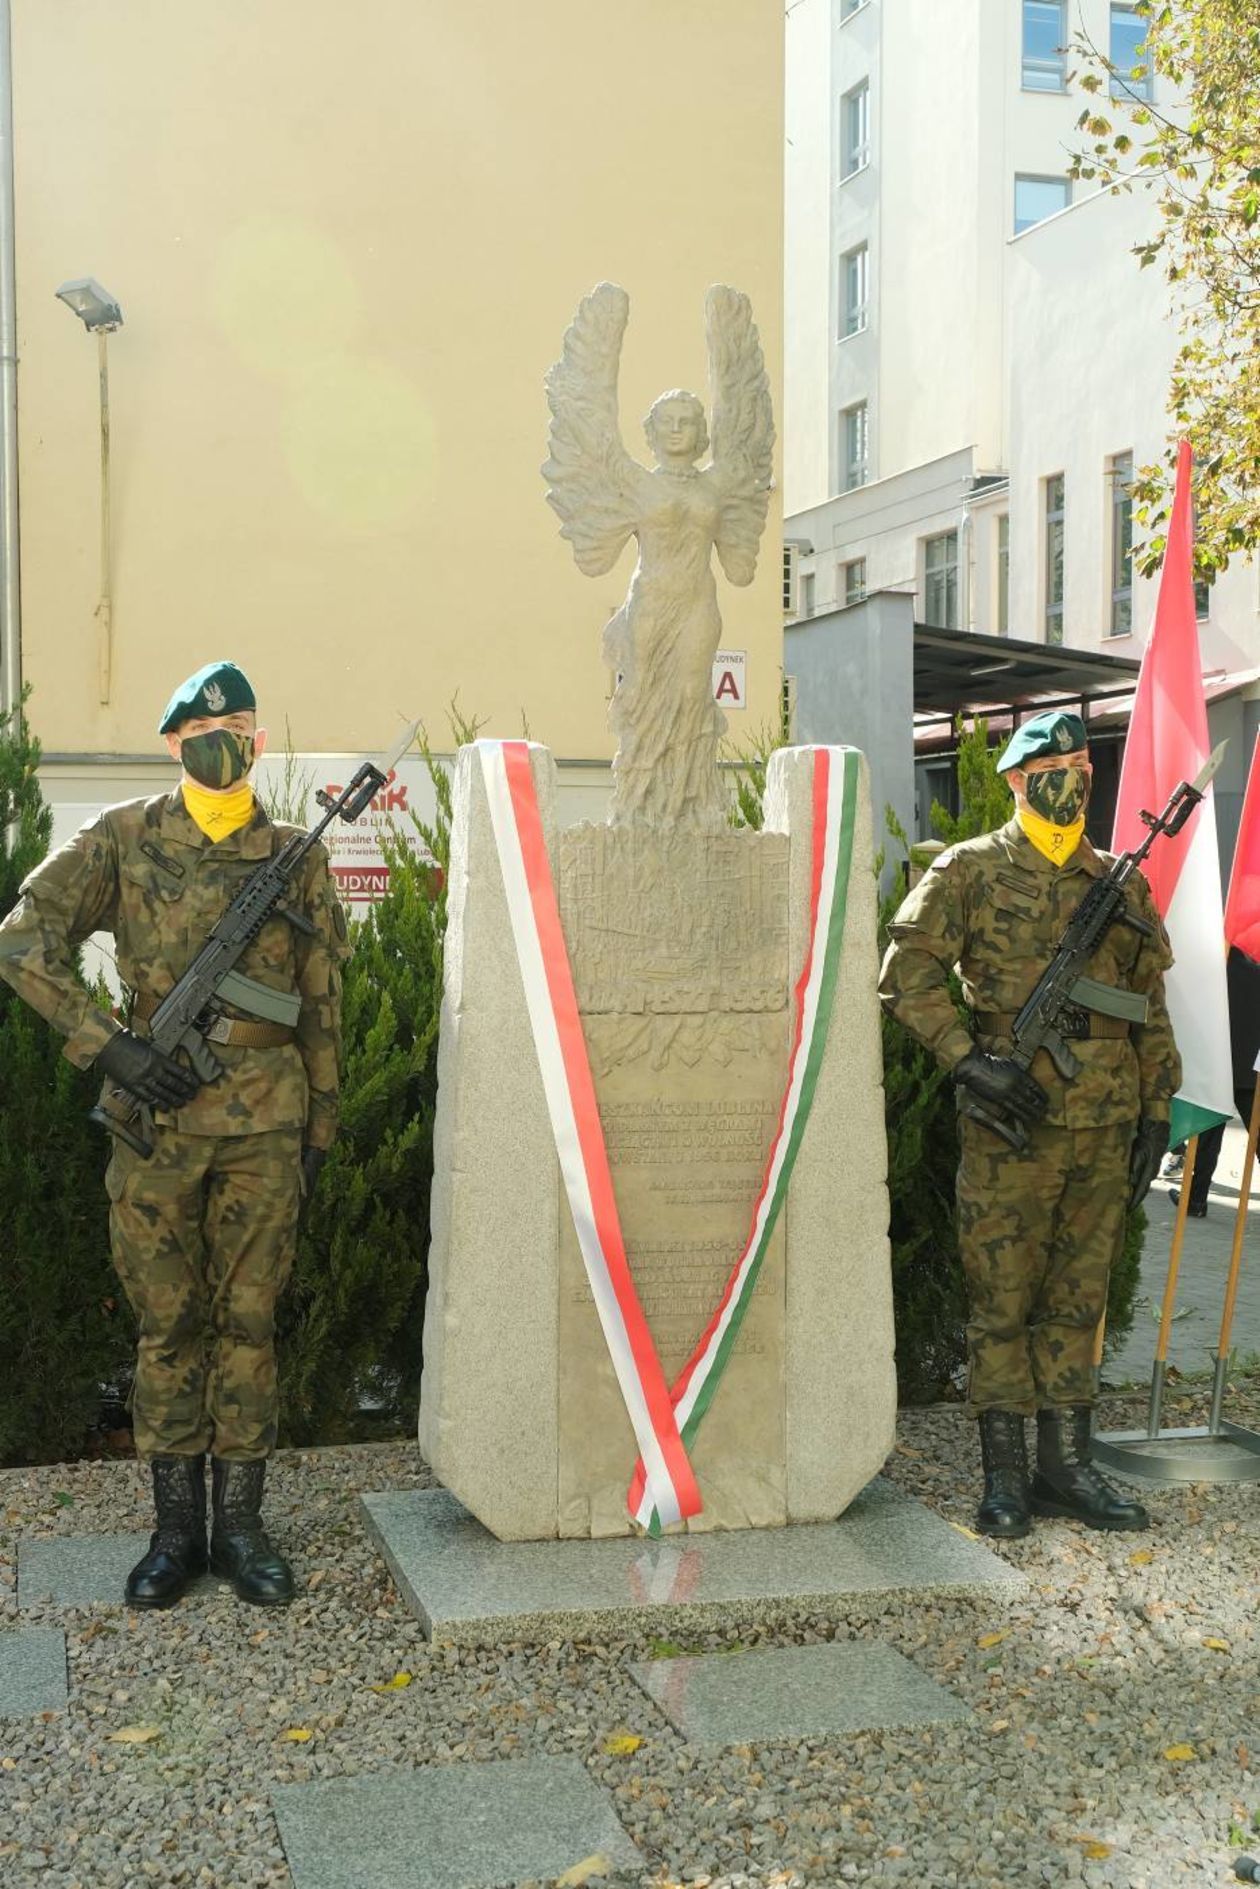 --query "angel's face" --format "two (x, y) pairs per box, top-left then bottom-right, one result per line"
(646, 395), (707, 467)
